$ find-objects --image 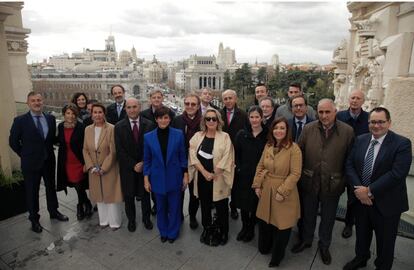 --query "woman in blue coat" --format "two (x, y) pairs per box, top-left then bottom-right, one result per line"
(144, 106), (188, 243)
